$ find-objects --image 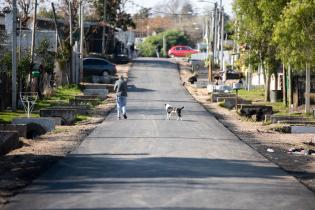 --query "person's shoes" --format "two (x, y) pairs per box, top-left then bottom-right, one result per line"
(123, 114), (127, 119)
(117, 117), (121, 120)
